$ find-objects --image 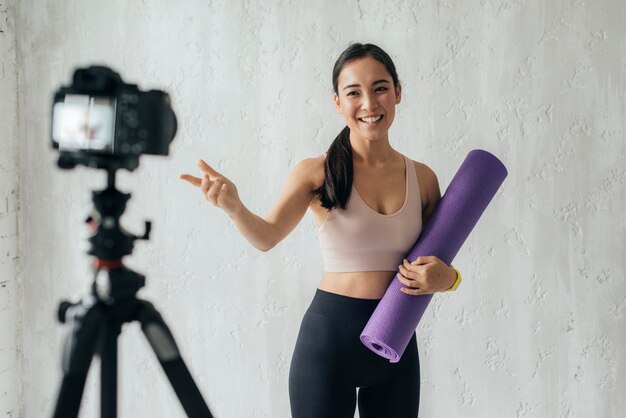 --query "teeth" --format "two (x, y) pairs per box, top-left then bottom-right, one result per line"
(360, 115), (382, 123)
